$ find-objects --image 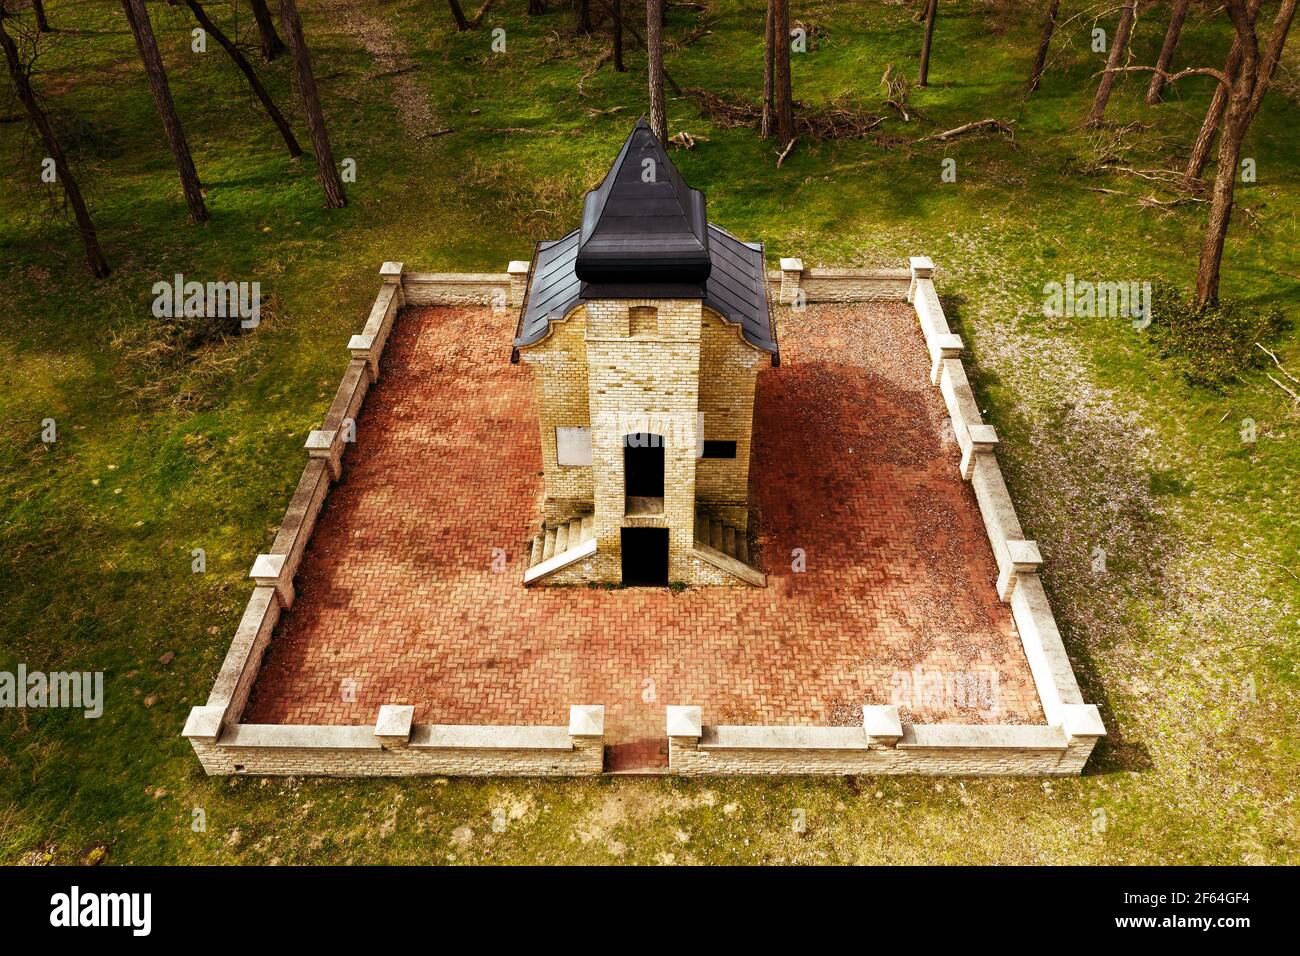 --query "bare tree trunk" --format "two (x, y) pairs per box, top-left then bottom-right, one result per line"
(122, 0), (208, 222)
(761, 0), (774, 138)
(279, 0), (346, 208)
(918, 0), (937, 87)
(1185, 0), (1262, 184)
(184, 0), (301, 157)
(1197, 3), (1258, 307)
(646, 0), (666, 141)
(527, 0), (544, 14)
(1086, 0), (1137, 127)
(578, 0), (592, 33)
(612, 0), (624, 71)
(32, 0), (50, 32)
(1247, 0), (1295, 112)
(1026, 0), (1061, 93)
(774, 0), (793, 144)
(1196, 0), (1295, 306)
(0, 9), (110, 276)
(447, 0), (469, 31)
(1146, 0), (1191, 103)
(248, 0), (285, 60)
